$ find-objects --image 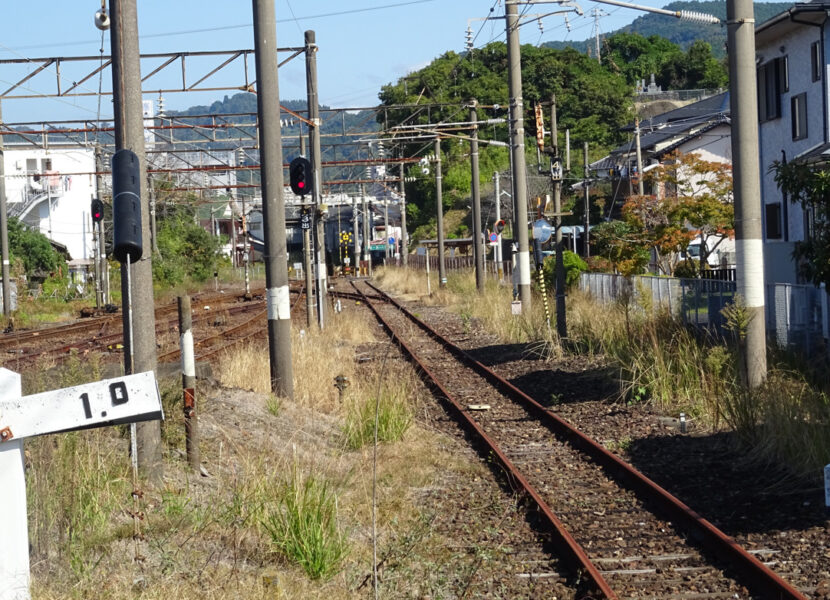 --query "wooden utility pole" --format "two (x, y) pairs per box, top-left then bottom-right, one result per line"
(253, 0), (294, 399)
(110, 0), (162, 480)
